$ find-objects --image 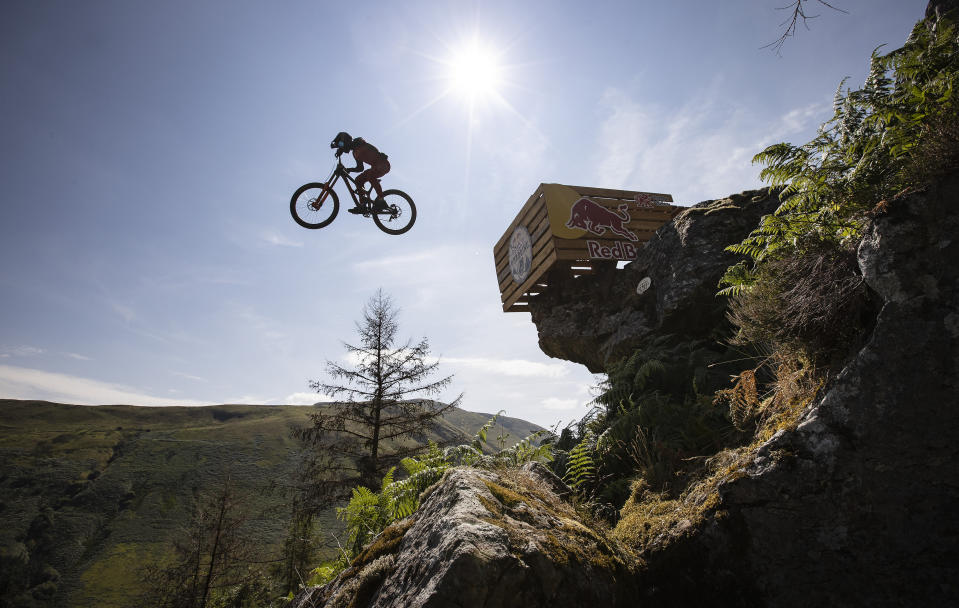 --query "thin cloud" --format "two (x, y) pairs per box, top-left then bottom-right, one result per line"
(284, 391), (327, 405)
(110, 301), (136, 323)
(231, 306), (288, 342)
(774, 102), (830, 140)
(591, 87), (830, 204)
(541, 397), (581, 410)
(0, 345), (45, 358)
(222, 395), (272, 405)
(0, 364), (208, 407)
(443, 356), (570, 379)
(64, 352), (92, 361)
(352, 248), (445, 273)
(172, 371), (207, 382)
(261, 231), (303, 248)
